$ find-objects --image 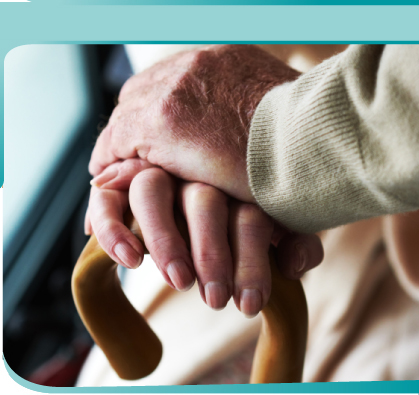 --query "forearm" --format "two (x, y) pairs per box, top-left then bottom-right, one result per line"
(248, 44), (419, 233)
